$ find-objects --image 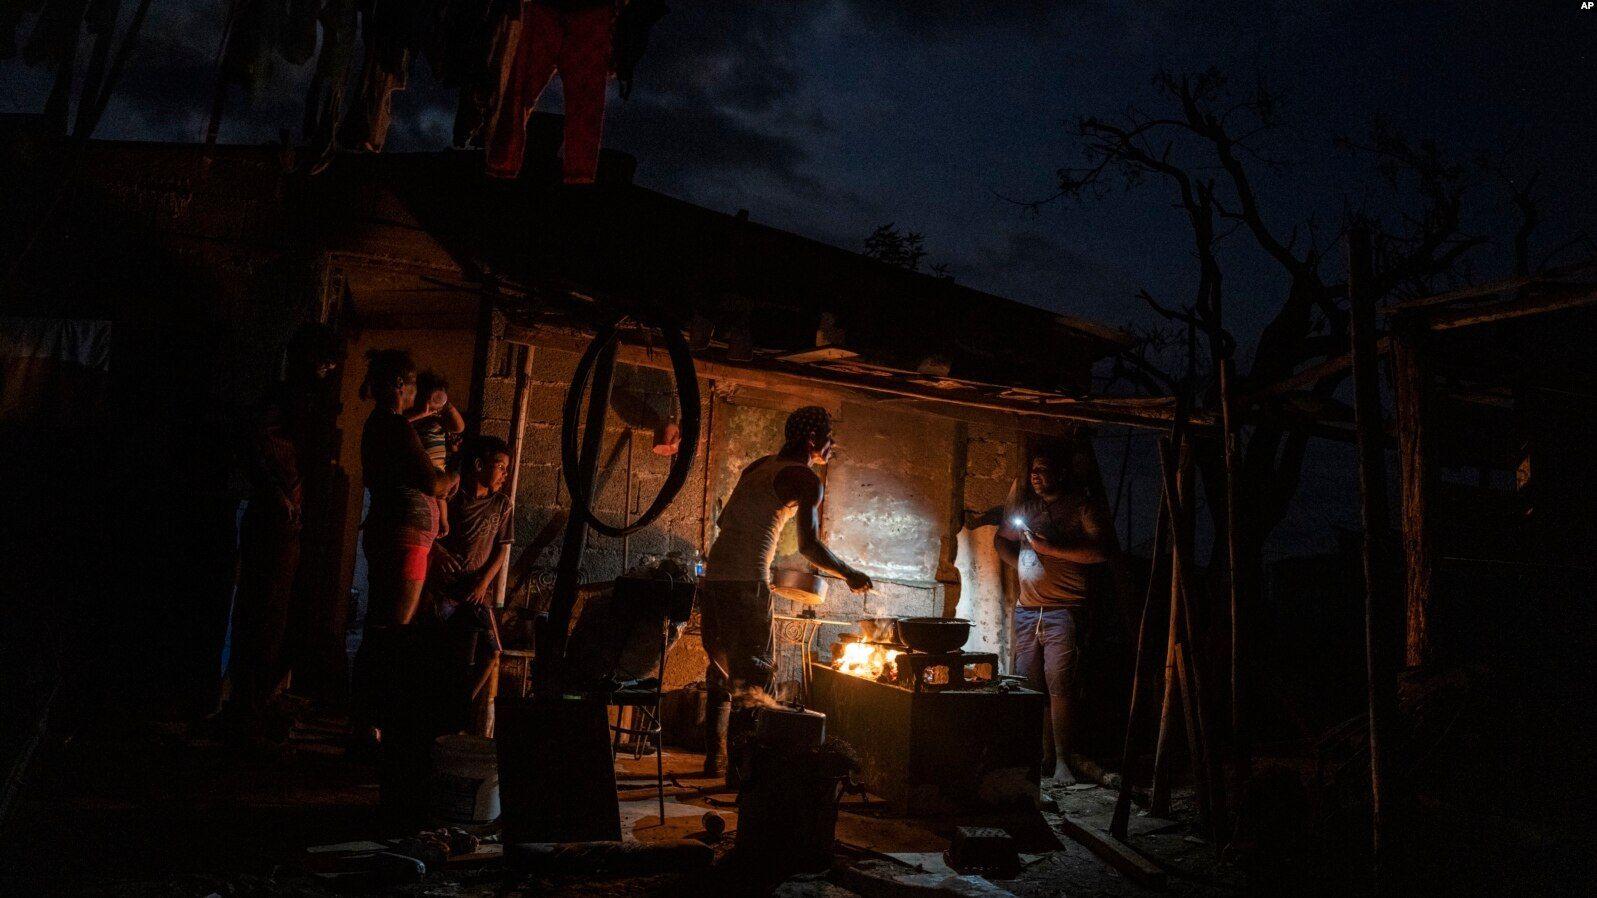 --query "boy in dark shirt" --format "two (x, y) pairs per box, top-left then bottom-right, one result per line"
(428, 435), (514, 617)
(424, 436), (514, 732)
